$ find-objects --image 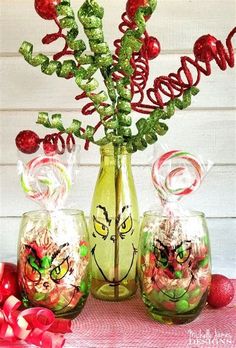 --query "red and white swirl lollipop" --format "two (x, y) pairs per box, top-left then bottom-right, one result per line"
(152, 150), (204, 204)
(21, 156), (72, 209)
